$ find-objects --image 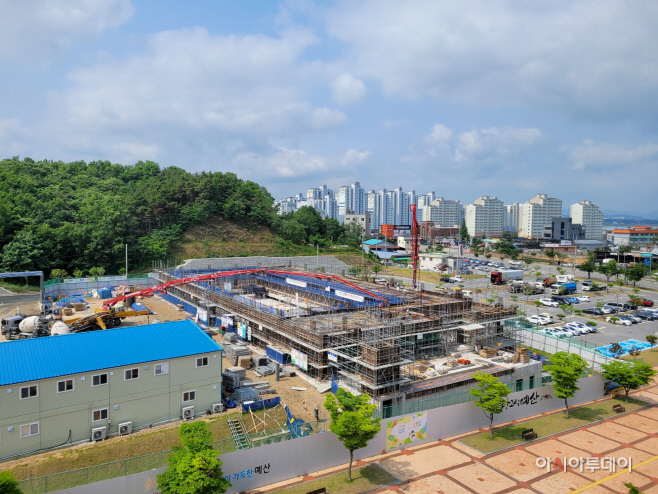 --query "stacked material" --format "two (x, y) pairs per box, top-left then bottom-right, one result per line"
(224, 332), (238, 343)
(479, 347), (497, 358)
(237, 355), (252, 369)
(252, 354), (268, 367)
(224, 344), (251, 365)
(255, 366), (274, 376)
(231, 387), (259, 403)
(514, 347), (530, 364)
(222, 367), (247, 391)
